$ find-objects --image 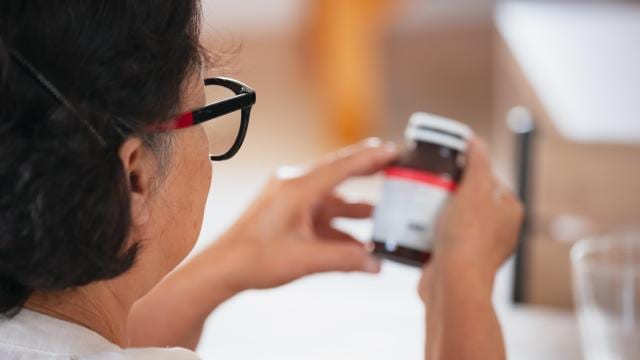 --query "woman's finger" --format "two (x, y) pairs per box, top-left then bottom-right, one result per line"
(315, 227), (361, 243)
(319, 196), (374, 219)
(459, 137), (492, 192)
(303, 240), (381, 274)
(418, 263), (434, 302)
(302, 138), (398, 196)
(332, 201), (373, 219)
